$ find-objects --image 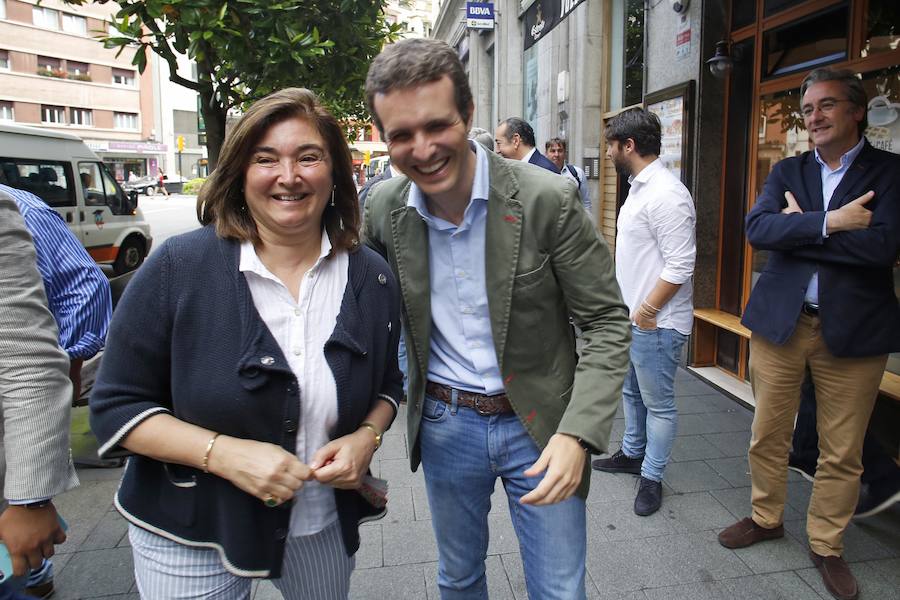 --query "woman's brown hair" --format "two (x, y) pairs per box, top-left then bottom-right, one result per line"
(197, 88), (360, 251)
